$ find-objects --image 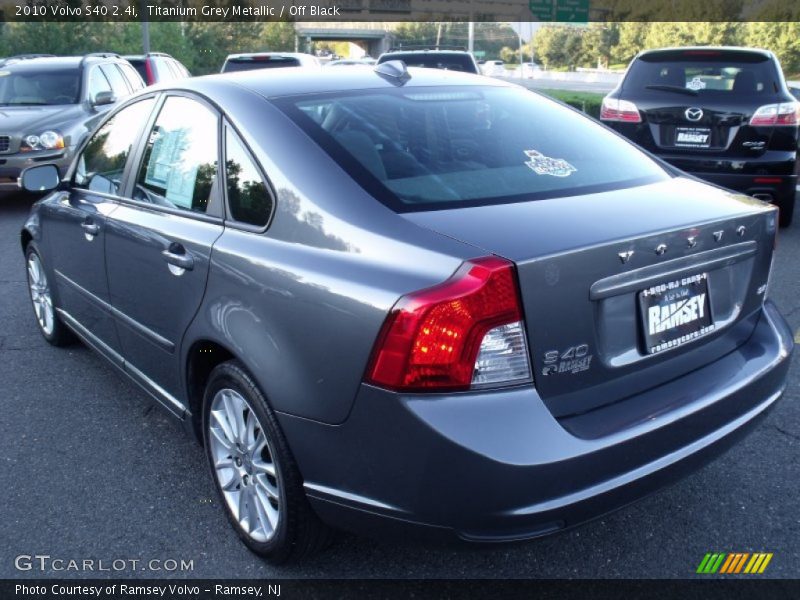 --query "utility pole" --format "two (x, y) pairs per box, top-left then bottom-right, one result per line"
(140, 0), (150, 53)
(467, 22), (474, 53)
